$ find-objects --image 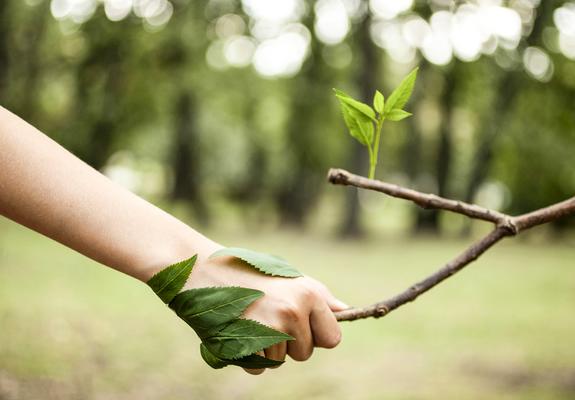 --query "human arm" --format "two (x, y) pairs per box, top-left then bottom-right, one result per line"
(0, 105), (347, 373)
